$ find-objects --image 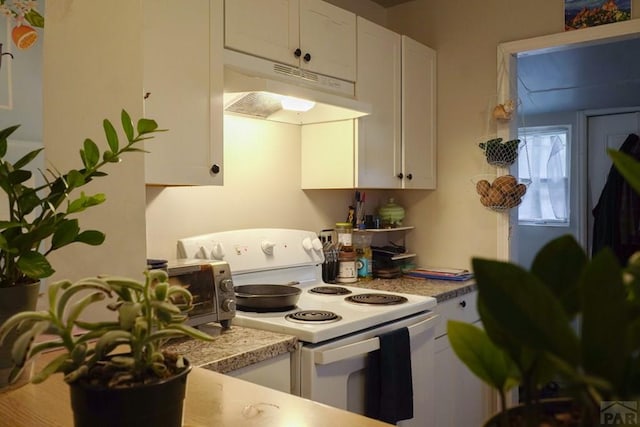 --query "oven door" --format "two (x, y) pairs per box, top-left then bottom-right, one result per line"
(298, 312), (439, 427)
